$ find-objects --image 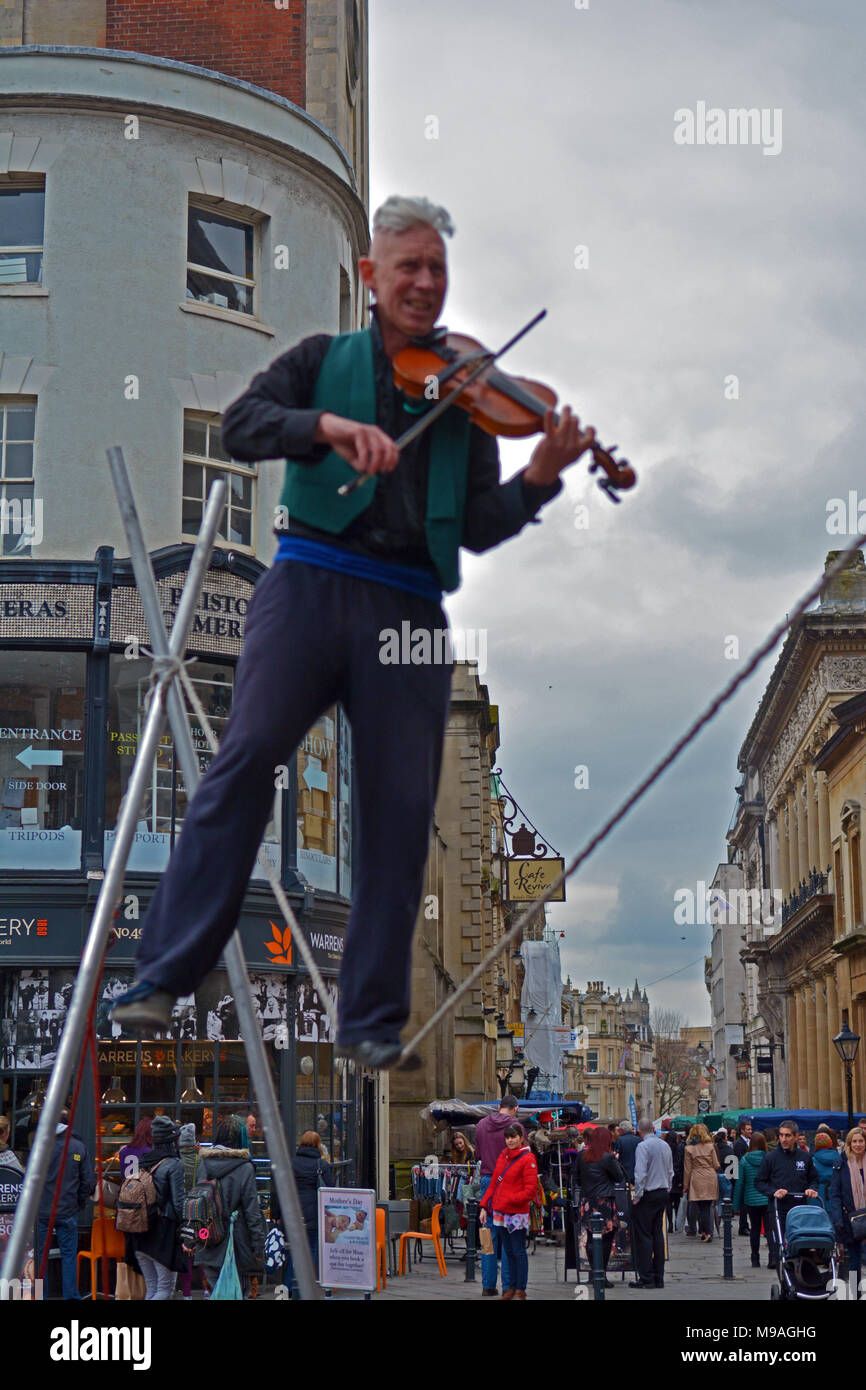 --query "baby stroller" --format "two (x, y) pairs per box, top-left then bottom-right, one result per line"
(769, 1195), (838, 1301)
